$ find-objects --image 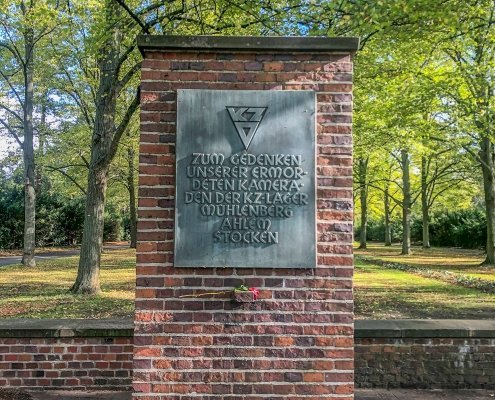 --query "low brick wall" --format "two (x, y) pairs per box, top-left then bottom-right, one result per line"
(0, 320), (133, 390)
(355, 320), (495, 389)
(1, 319), (494, 391)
